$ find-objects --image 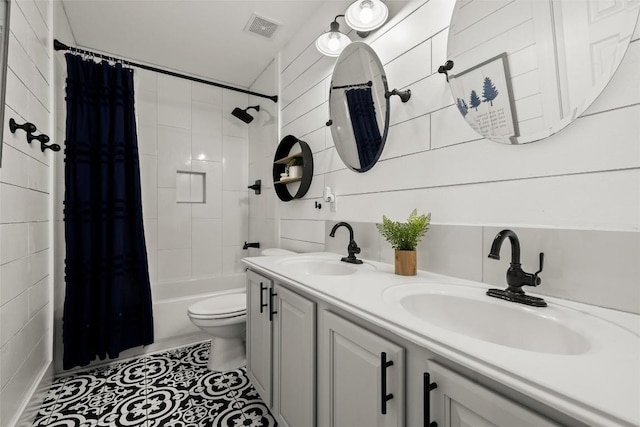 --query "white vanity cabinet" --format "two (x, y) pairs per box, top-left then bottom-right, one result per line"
(425, 361), (559, 427)
(244, 261), (624, 427)
(246, 270), (316, 427)
(318, 310), (405, 427)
